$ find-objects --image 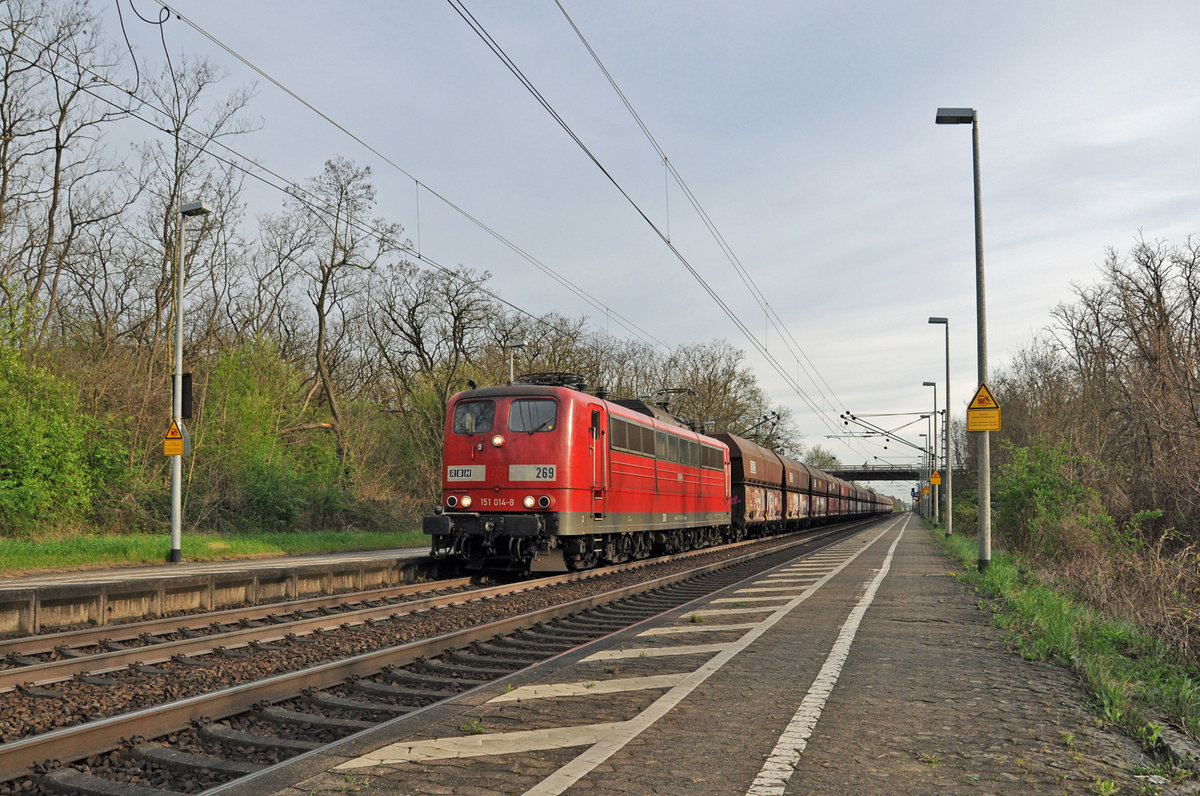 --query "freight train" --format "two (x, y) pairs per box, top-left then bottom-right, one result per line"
(423, 373), (893, 572)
